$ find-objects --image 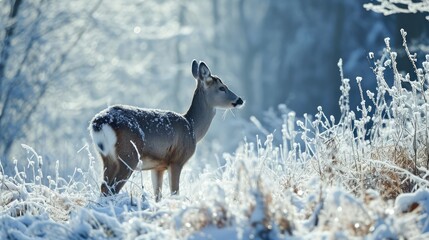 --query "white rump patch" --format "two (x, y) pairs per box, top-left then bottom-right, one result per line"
(91, 124), (117, 157)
